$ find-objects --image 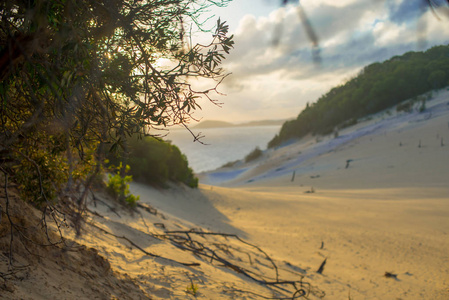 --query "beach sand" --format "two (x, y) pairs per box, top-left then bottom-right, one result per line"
(1, 90), (448, 299)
